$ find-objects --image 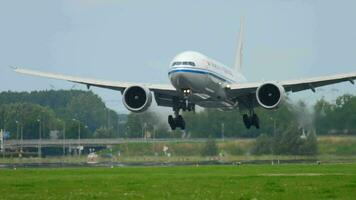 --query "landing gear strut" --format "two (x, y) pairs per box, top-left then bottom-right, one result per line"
(243, 111), (260, 129)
